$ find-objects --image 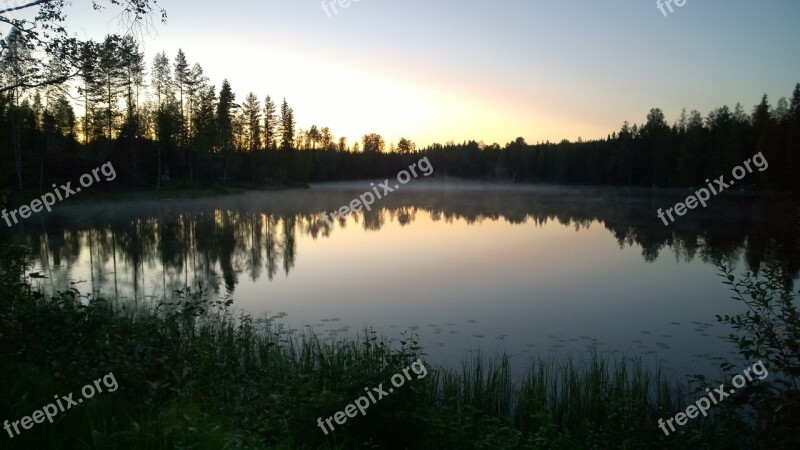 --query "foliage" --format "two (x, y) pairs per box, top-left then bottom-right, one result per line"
(714, 256), (800, 447)
(0, 0), (166, 93)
